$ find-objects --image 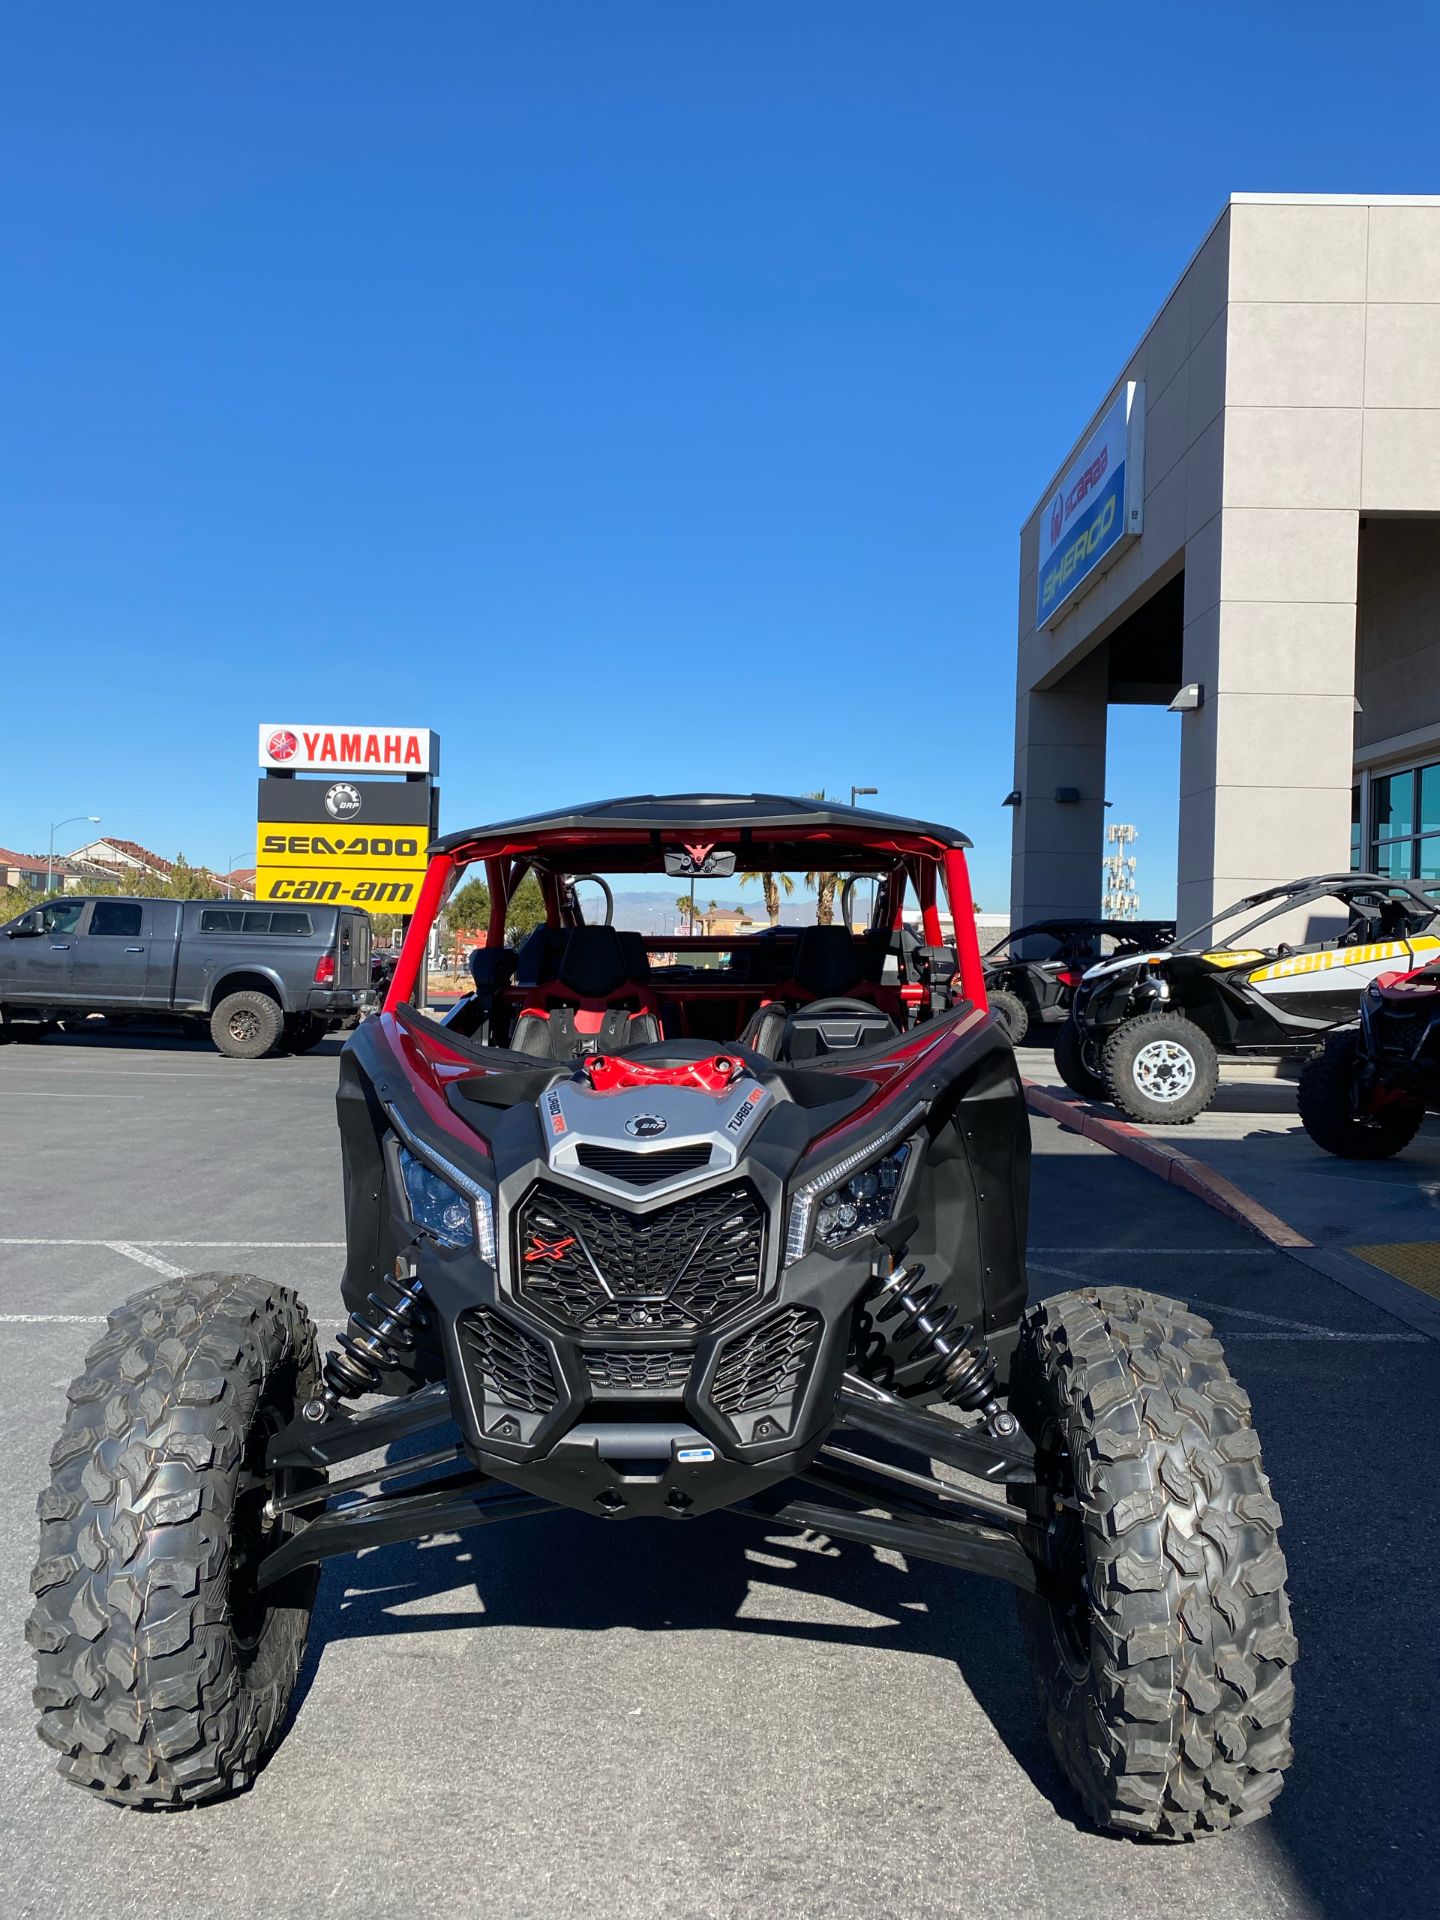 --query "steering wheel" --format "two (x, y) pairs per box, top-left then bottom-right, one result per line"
(566, 873), (614, 926)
